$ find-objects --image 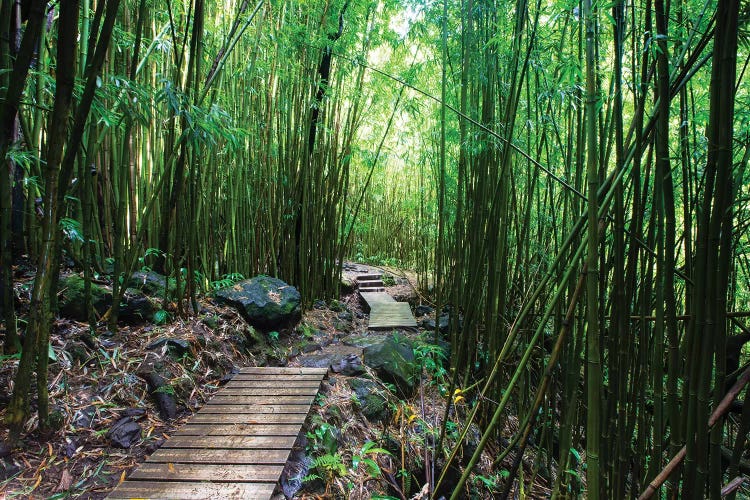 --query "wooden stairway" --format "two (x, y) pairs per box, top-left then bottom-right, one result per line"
(356, 273), (386, 293)
(357, 273), (417, 330)
(107, 367), (328, 500)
